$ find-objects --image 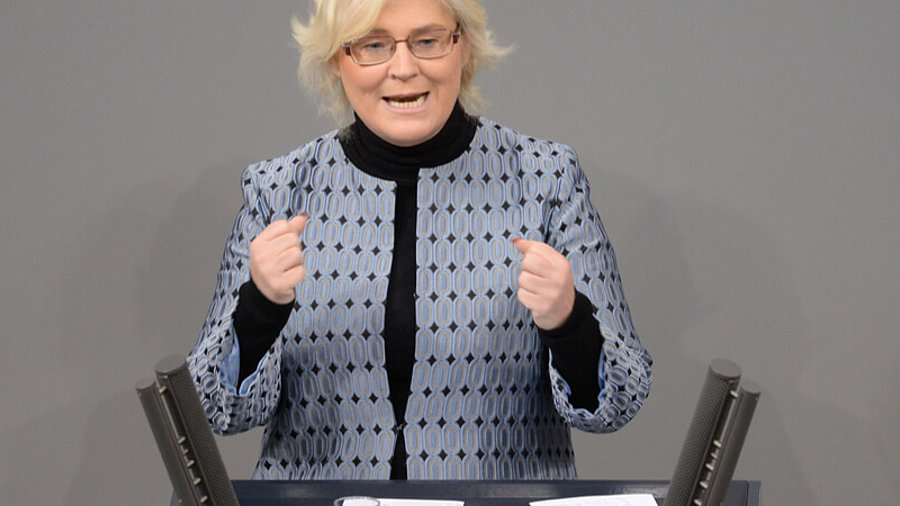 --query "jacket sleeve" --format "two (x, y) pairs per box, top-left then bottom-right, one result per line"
(541, 144), (652, 433)
(187, 161), (286, 435)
